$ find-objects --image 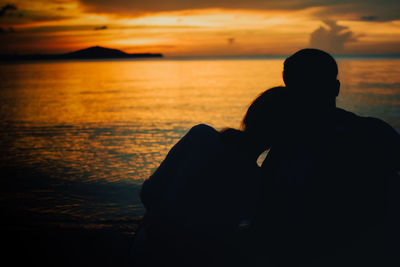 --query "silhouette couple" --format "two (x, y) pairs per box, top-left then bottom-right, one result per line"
(132, 49), (400, 267)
